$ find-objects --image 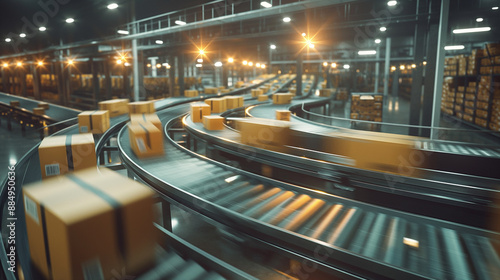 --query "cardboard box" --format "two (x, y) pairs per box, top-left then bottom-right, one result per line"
(236, 118), (291, 152)
(39, 134), (96, 179)
(204, 87), (218, 94)
(319, 89), (332, 97)
(33, 108), (45, 116)
(205, 98), (227, 114)
(272, 93), (293, 105)
(10, 100), (20, 107)
(235, 81), (245, 88)
(128, 122), (164, 158)
(78, 110), (110, 134)
(190, 103), (211, 123)
(276, 110), (291, 121)
(38, 102), (50, 110)
(226, 96), (244, 109)
(130, 113), (162, 131)
(128, 101), (155, 115)
(203, 115), (225, 130)
(98, 99), (129, 117)
(221, 89), (231, 94)
(251, 89), (263, 98)
(23, 168), (156, 280)
(258, 95), (269, 102)
(184, 89), (199, 97)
